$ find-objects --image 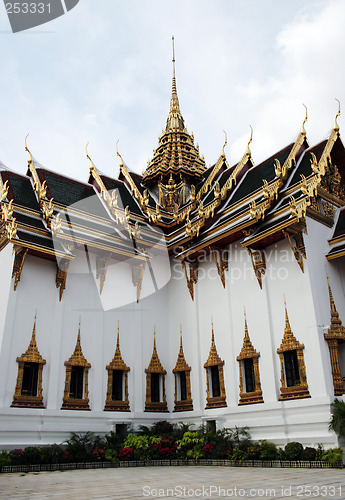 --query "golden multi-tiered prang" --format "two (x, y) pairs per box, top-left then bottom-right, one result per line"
(142, 37), (206, 187)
